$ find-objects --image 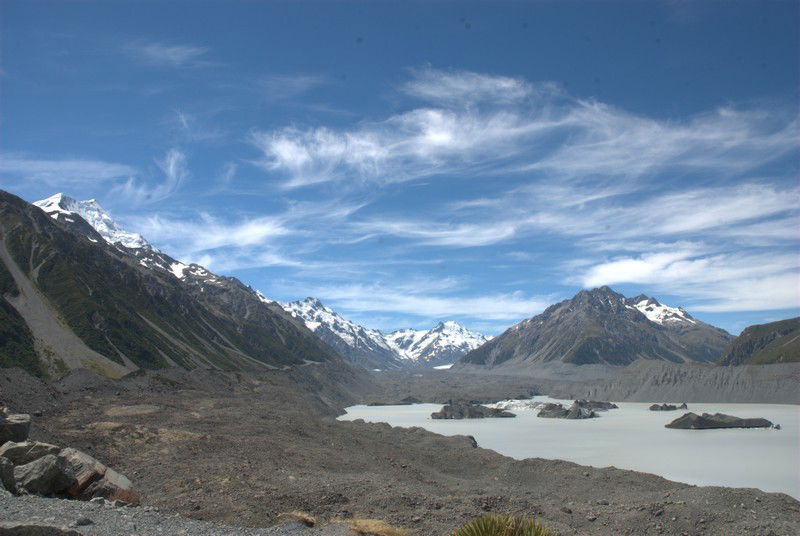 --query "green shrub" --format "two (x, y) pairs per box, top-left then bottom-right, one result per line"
(452, 515), (552, 536)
